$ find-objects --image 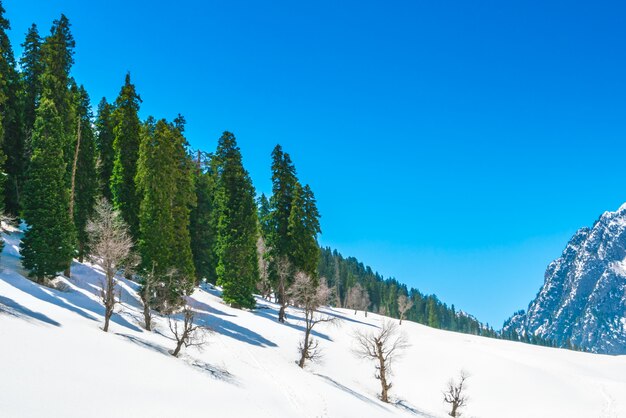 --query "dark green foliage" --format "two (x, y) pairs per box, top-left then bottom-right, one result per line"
(95, 98), (115, 200)
(214, 132), (259, 309)
(318, 247), (494, 336)
(190, 151), (219, 284)
(257, 193), (271, 239)
(287, 182), (321, 278)
(20, 24), (43, 142)
(136, 118), (195, 308)
(267, 145), (297, 257)
(0, 4), (24, 217)
(40, 14), (74, 136)
(111, 73), (142, 239)
(21, 98), (74, 281)
(71, 85), (98, 261)
(169, 117), (196, 290)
